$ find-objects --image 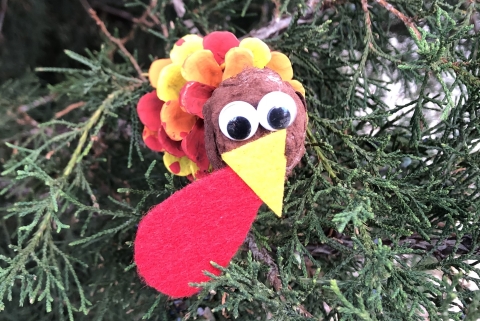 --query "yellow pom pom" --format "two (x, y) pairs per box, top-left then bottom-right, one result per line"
(170, 35), (203, 65)
(239, 38), (271, 68)
(163, 153), (199, 176)
(148, 58), (172, 88)
(156, 64), (187, 102)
